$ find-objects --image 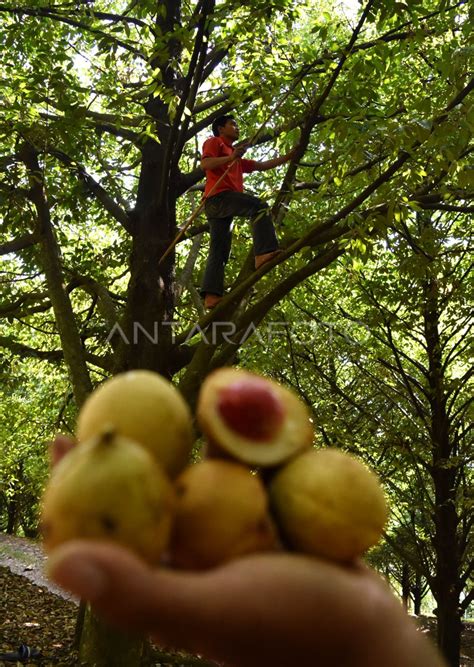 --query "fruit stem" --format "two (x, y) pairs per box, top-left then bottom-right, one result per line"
(98, 425), (117, 445)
